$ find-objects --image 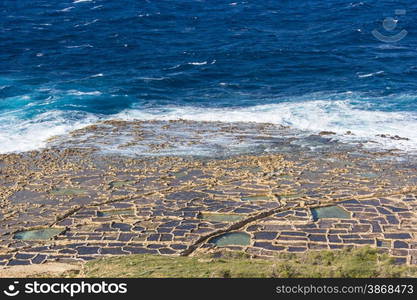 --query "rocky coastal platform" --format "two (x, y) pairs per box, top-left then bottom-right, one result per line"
(0, 120), (416, 267)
